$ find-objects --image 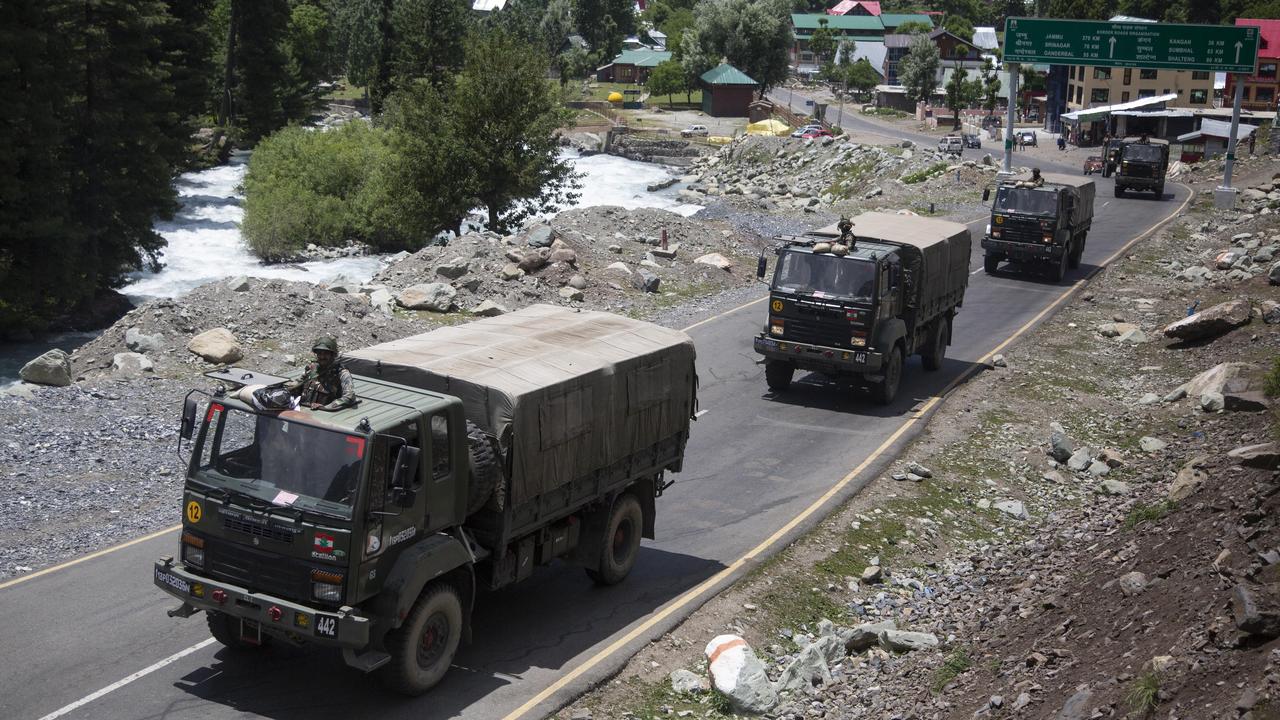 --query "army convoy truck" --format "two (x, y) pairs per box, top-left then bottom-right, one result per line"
(154, 305), (697, 695)
(1112, 137), (1169, 198)
(752, 212), (971, 405)
(981, 172), (1096, 282)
